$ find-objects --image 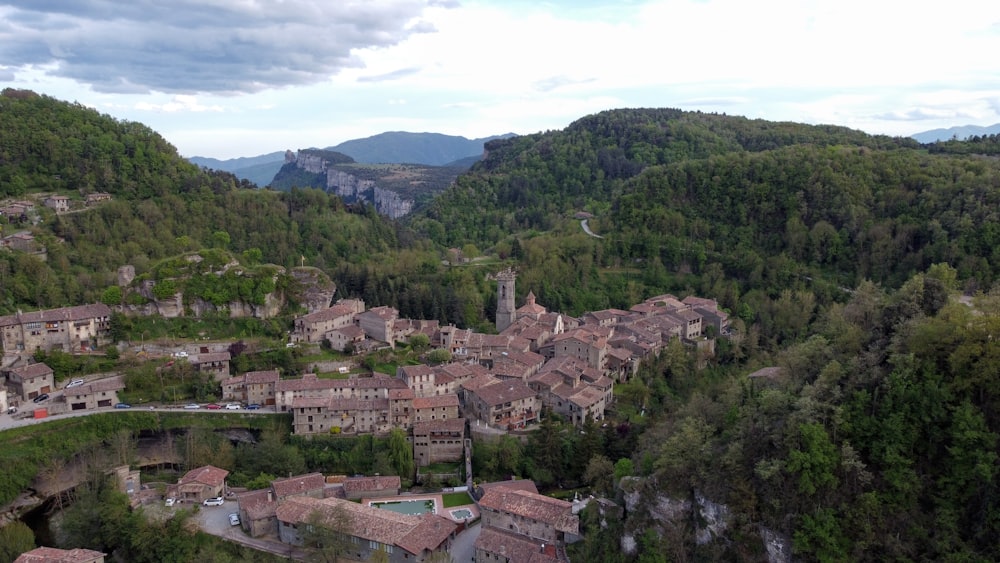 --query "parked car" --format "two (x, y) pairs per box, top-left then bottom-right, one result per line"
(173, 351), (189, 358)
(224, 403), (241, 410)
(205, 403), (221, 410)
(32, 393), (49, 403)
(165, 497), (176, 507)
(285, 342), (297, 348)
(246, 404), (261, 410)
(183, 403), (200, 409)
(66, 378), (85, 389)
(203, 497), (224, 506)
(114, 403), (131, 409)
(228, 513), (241, 526)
